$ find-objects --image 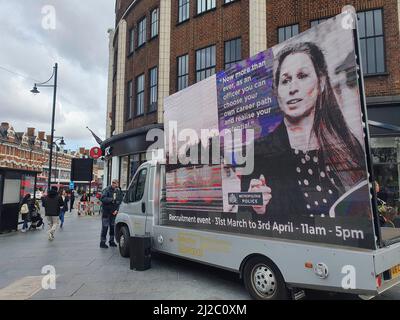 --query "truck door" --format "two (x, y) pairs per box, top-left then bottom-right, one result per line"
(124, 165), (149, 236)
